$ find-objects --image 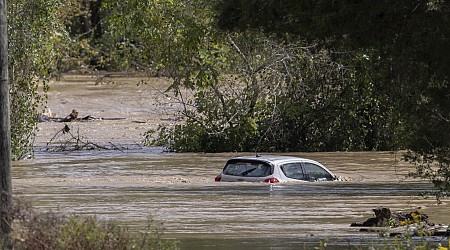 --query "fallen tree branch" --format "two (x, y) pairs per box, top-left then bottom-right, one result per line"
(44, 125), (132, 152)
